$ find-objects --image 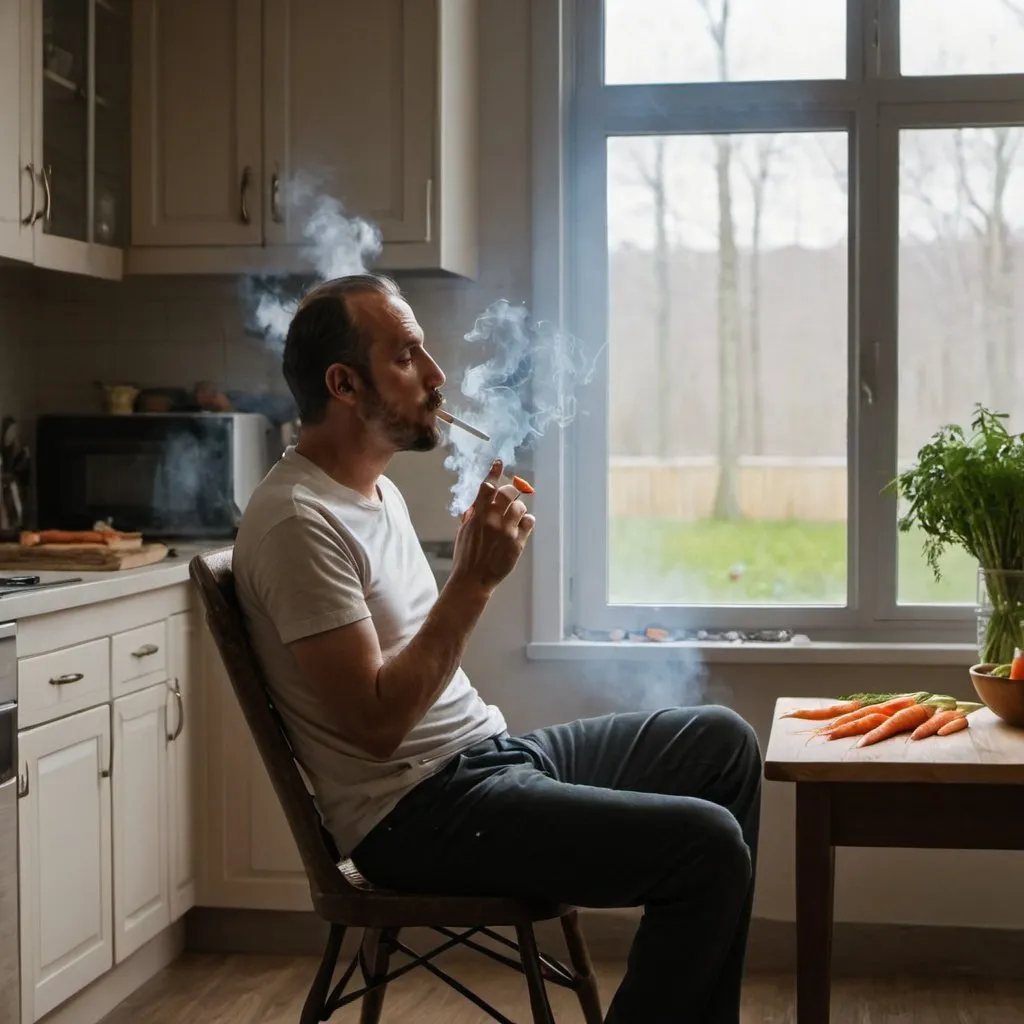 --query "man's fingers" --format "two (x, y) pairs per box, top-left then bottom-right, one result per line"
(472, 460), (503, 512)
(518, 513), (536, 539)
(491, 483), (524, 515)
